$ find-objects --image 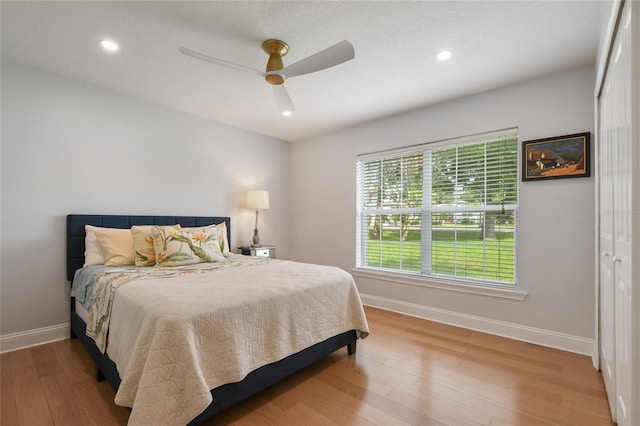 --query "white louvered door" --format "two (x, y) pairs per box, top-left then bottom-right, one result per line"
(598, 76), (616, 420)
(611, 5), (633, 424)
(597, 2), (638, 425)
